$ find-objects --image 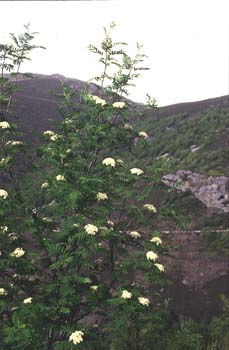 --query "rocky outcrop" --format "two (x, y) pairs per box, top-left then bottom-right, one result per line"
(163, 170), (229, 213)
